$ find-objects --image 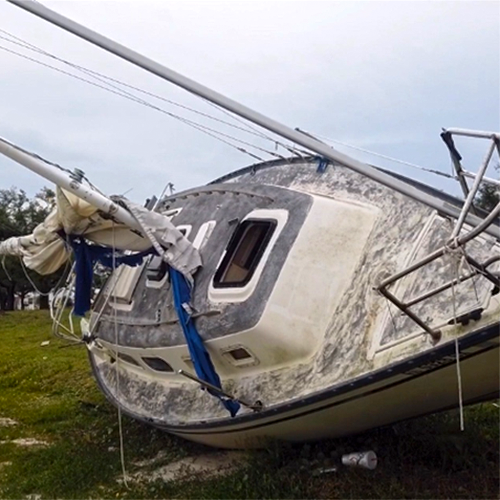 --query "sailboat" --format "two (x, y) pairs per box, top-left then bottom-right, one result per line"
(0, 0), (498, 448)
